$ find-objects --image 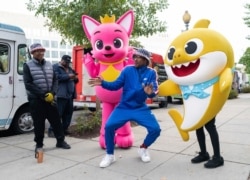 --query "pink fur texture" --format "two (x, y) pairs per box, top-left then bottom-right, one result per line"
(82, 10), (135, 148)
